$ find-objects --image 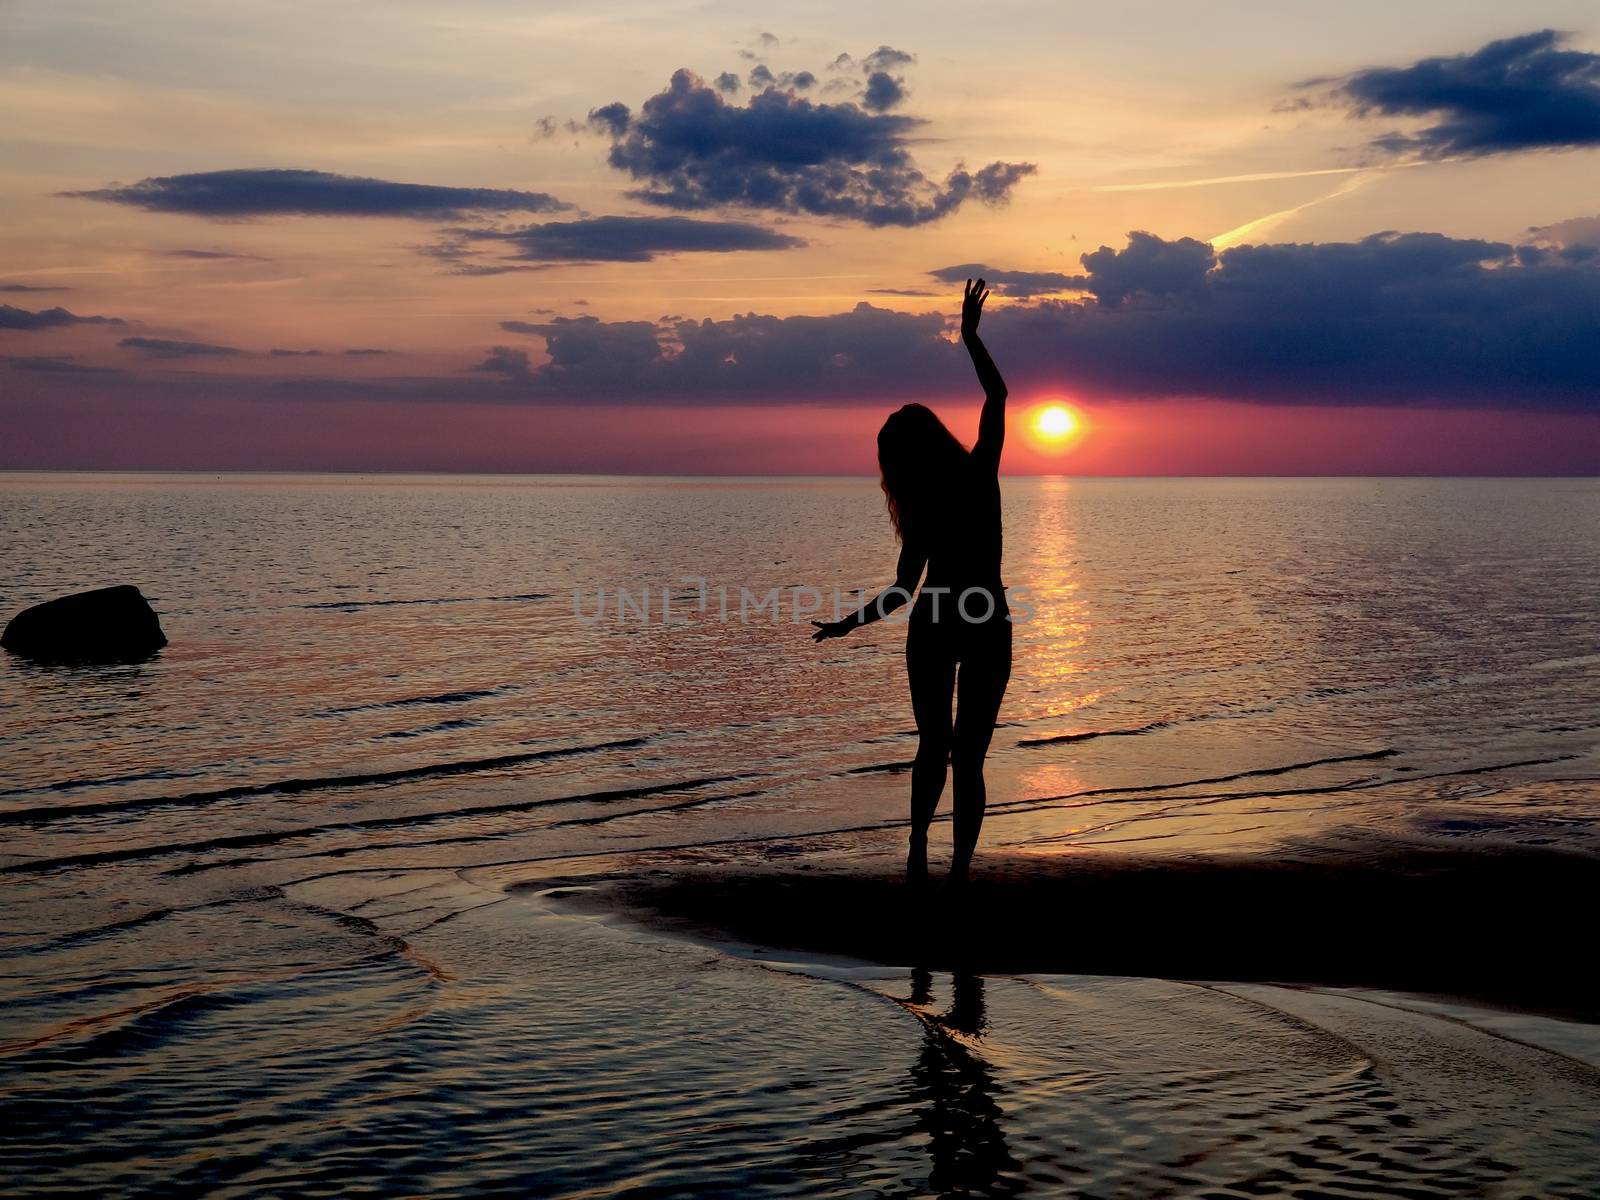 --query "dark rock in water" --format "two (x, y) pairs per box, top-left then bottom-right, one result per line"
(2, 585), (167, 663)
